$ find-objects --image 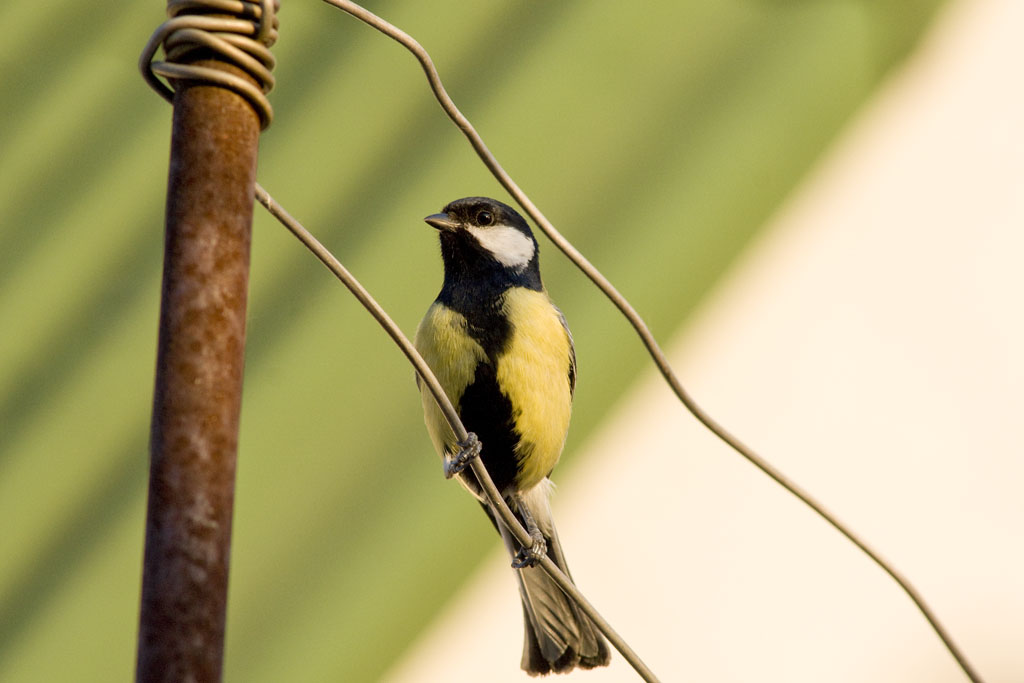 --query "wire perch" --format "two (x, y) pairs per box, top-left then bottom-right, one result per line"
(254, 186), (661, 683)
